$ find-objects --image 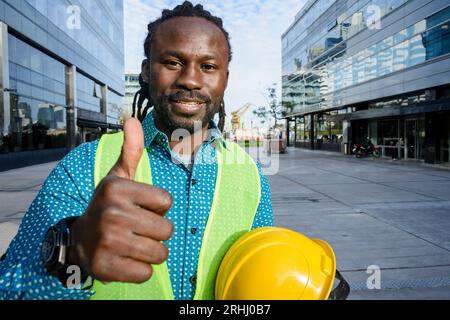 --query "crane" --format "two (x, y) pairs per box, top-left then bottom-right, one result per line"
(231, 103), (253, 131)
